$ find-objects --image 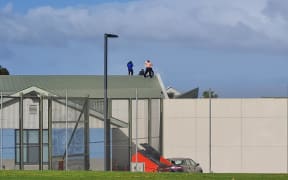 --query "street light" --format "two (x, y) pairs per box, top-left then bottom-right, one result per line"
(104, 33), (118, 171)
